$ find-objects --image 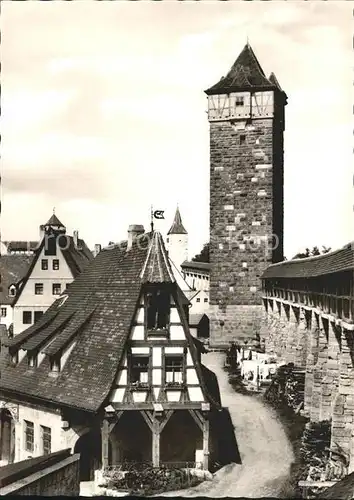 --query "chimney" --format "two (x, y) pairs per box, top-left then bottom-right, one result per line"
(127, 224), (144, 250)
(73, 230), (79, 248)
(94, 244), (102, 257)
